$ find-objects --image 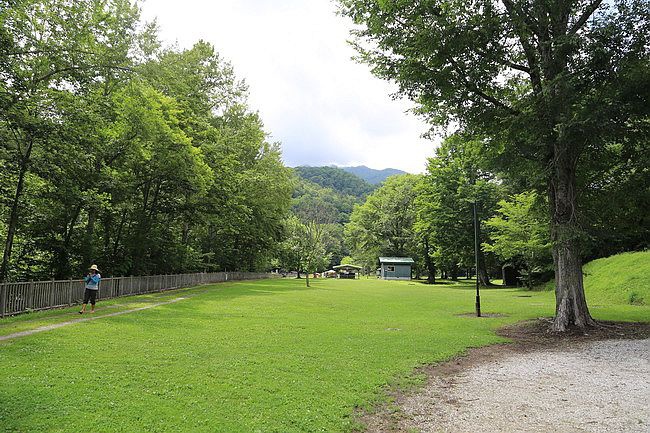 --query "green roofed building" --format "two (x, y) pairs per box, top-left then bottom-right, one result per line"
(379, 257), (414, 280)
